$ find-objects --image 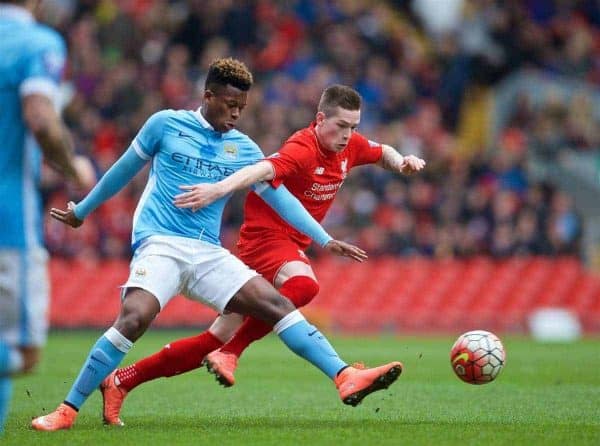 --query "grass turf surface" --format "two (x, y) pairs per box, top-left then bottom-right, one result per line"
(3, 330), (600, 445)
